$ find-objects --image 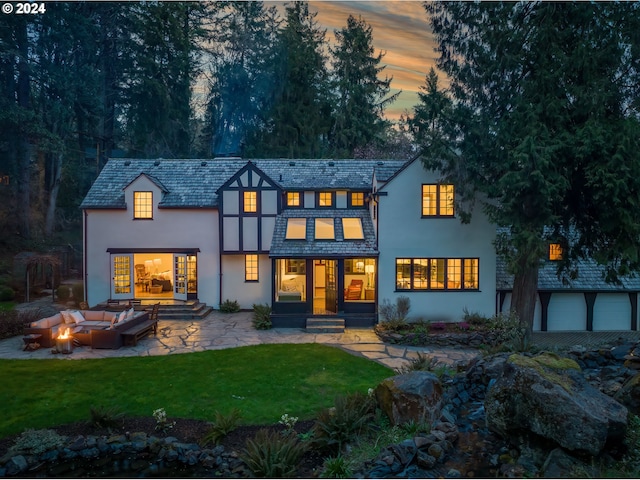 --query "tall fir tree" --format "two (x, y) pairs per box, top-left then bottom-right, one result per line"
(420, 1), (640, 337)
(329, 14), (398, 158)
